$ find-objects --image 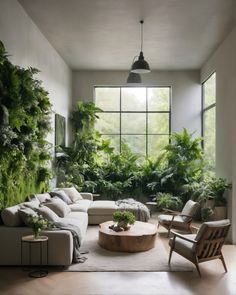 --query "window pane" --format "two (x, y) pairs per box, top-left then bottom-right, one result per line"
(203, 73), (216, 107)
(95, 88), (120, 111)
(148, 88), (170, 111)
(204, 107), (216, 168)
(121, 113), (146, 134)
(121, 87), (146, 111)
(101, 135), (120, 152)
(122, 135), (146, 156)
(148, 113), (169, 134)
(148, 135), (169, 159)
(95, 113), (120, 134)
